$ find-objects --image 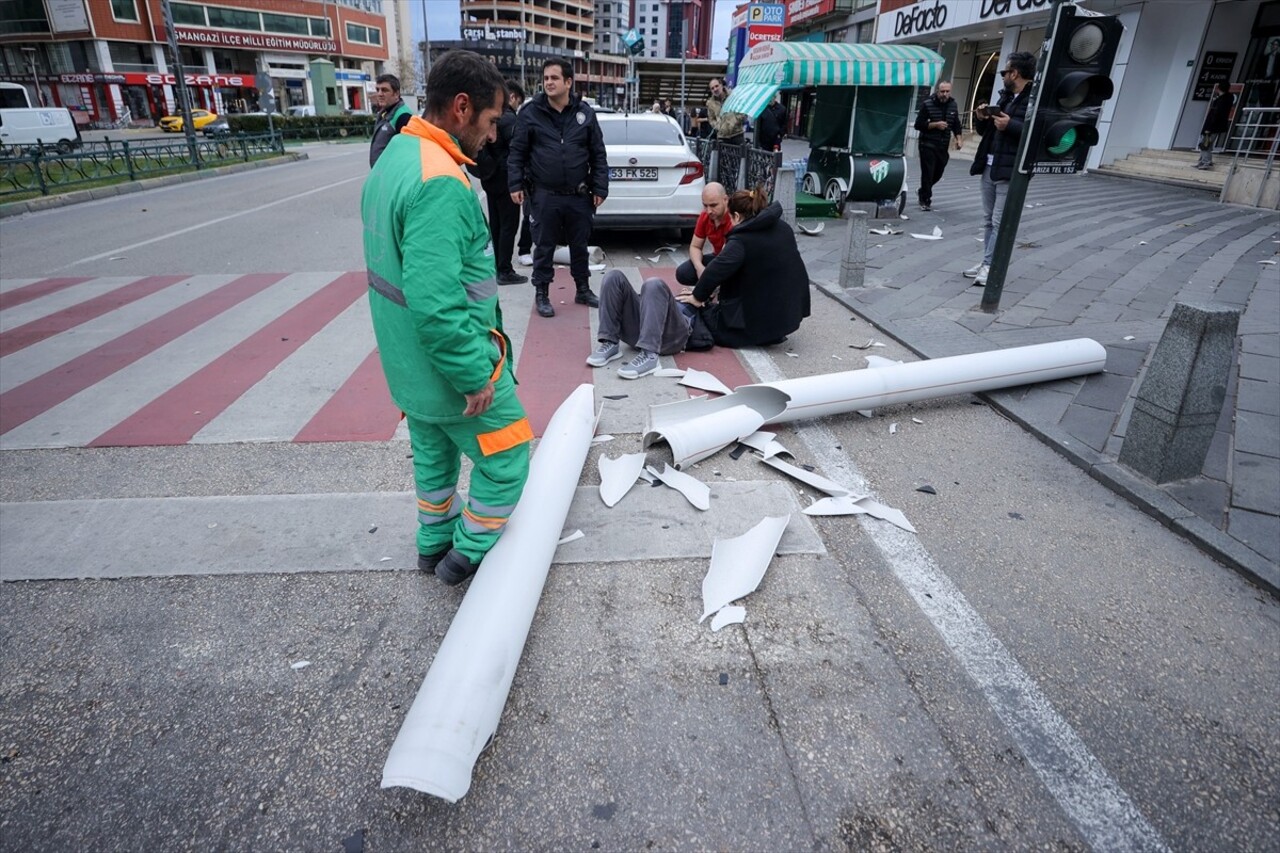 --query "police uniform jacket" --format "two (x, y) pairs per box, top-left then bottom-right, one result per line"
(507, 92), (609, 199)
